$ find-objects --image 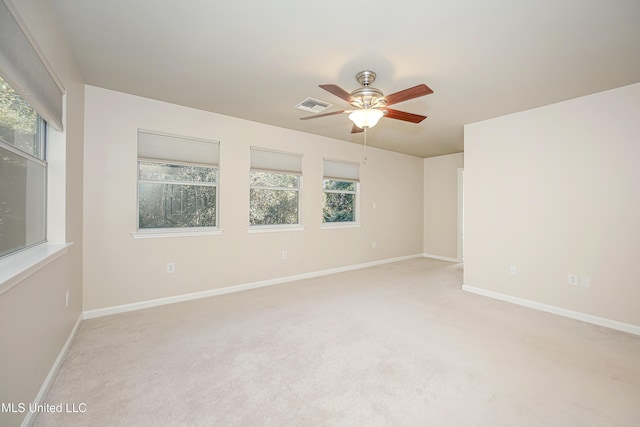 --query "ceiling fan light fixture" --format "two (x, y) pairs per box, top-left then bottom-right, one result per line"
(349, 109), (384, 129)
